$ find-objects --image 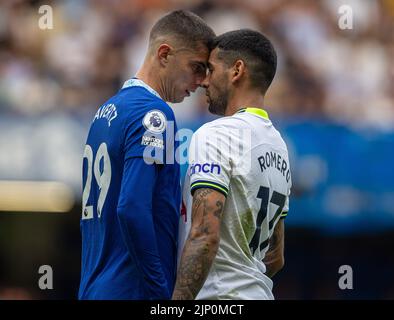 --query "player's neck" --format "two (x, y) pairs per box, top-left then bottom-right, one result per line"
(135, 64), (165, 100)
(225, 90), (265, 116)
